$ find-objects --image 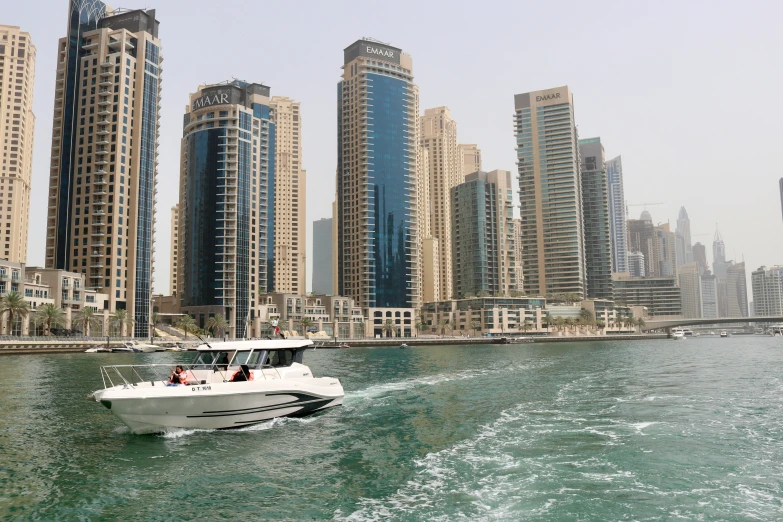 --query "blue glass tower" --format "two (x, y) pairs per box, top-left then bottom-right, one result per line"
(337, 39), (419, 309)
(179, 81), (274, 338)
